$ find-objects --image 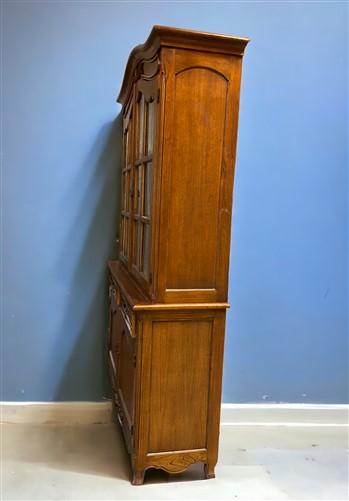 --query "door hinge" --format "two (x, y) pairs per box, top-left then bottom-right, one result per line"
(149, 272), (153, 285)
(157, 88), (160, 103)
